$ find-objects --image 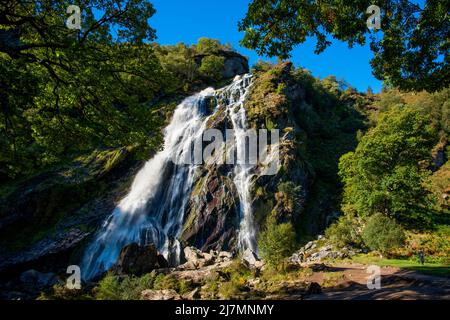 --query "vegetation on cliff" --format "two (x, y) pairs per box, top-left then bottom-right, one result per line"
(0, 0), (448, 301)
(327, 88), (449, 261)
